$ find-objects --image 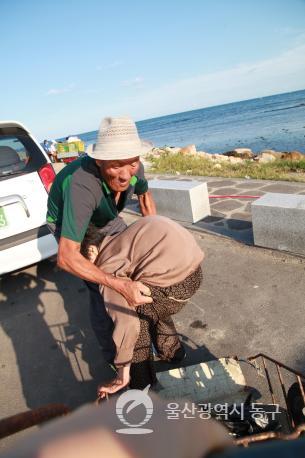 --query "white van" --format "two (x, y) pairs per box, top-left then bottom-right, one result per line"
(0, 121), (58, 275)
